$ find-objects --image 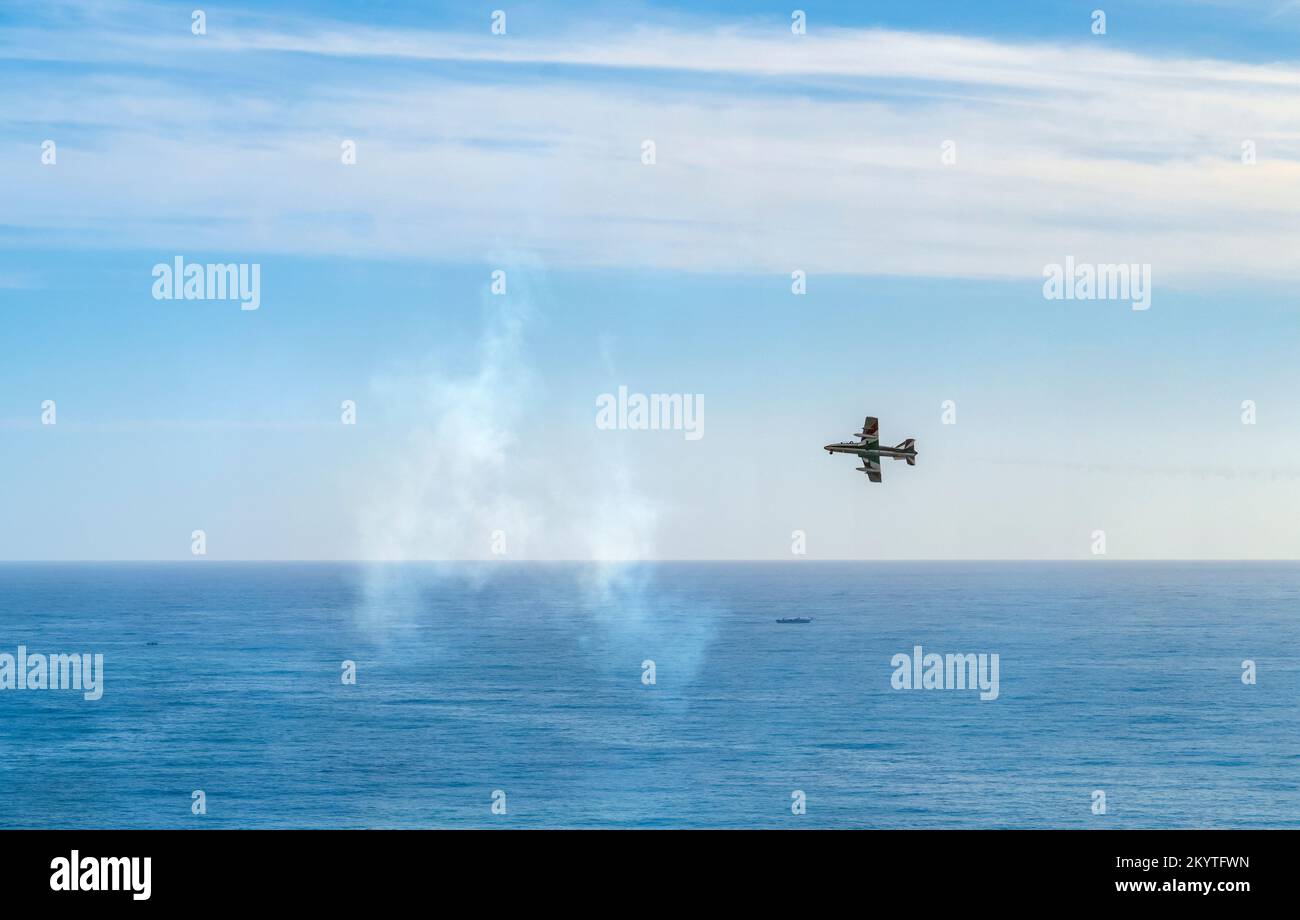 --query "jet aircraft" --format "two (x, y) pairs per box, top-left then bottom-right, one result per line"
(824, 416), (916, 482)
